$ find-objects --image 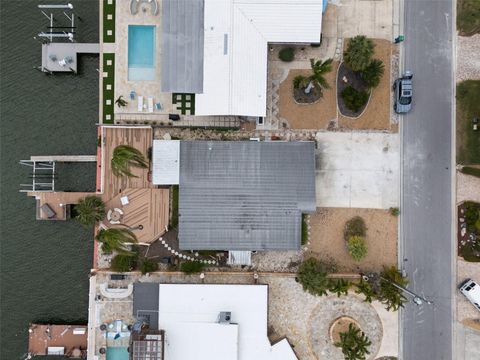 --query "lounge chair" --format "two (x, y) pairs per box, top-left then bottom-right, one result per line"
(129, 91), (136, 100)
(137, 96), (144, 112)
(40, 203), (56, 219)
(155, 102), (162, 111)
(148, 97), (154, 113)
